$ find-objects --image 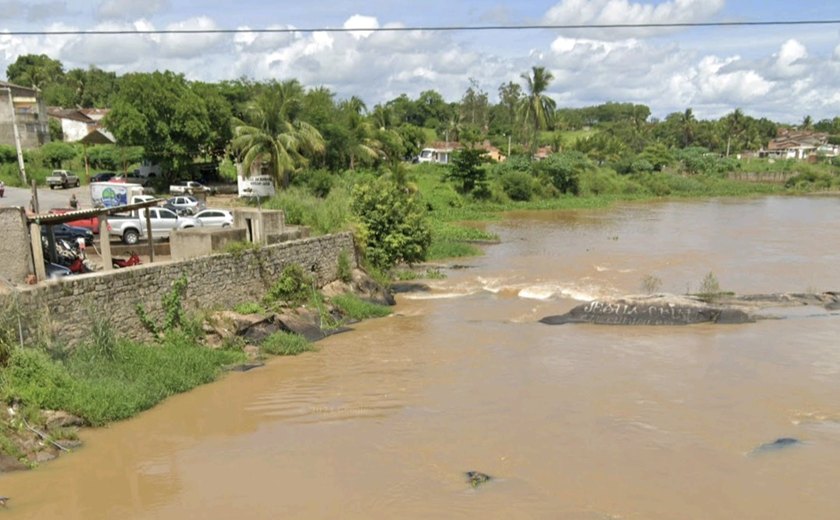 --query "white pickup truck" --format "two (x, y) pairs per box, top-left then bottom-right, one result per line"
(169, 181), (215, 195)
(108, 207), (202, 244)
